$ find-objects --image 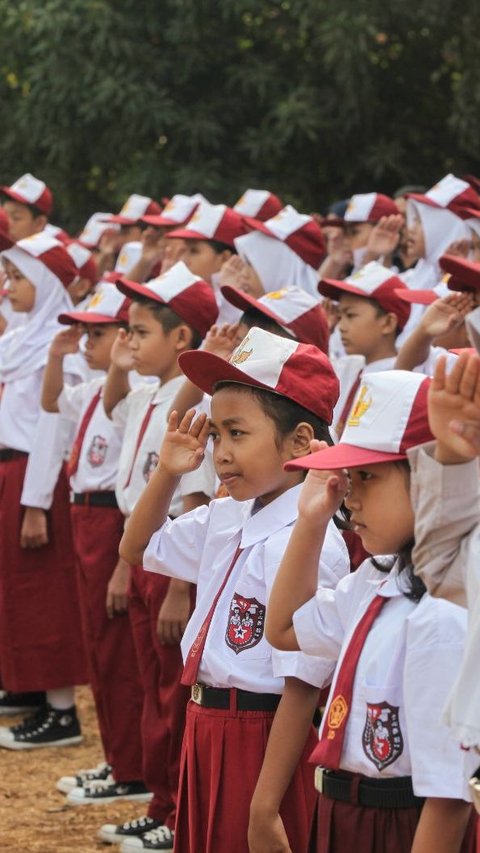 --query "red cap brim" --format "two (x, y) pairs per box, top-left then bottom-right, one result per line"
(285, 443), (407, 472)
(394, 288), (438, 305)
(220, 285), (285, 327)
(178, 349), (277, 398)
(439, 254), (480, 291)
(165, 227), (211, 241)
(141, 214), (185, 228)
(58, 311), (125, 325)
(115, 277), (166, 304)
(318, 278), (368, 301)
(104, 215), (141, 225)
